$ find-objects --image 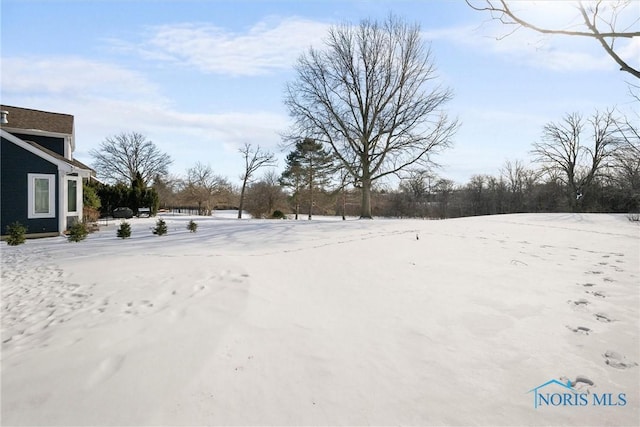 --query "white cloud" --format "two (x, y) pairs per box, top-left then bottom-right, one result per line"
(1, 53), (290, 181)
(112, 17), (330, 76)
(1, 56), (163, 101)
